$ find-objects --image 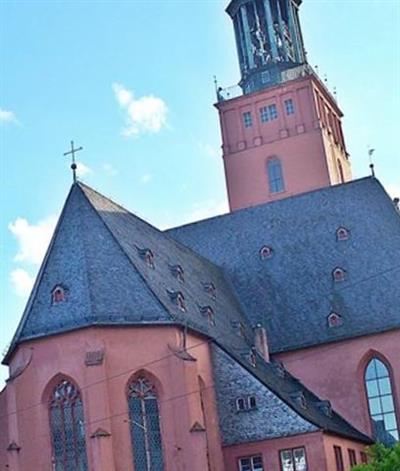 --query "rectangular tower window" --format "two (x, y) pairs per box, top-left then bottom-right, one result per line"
(259, 106), (269, 123)
(284, 99), (295, 115)
(268, 104), (278, 120)
(280, 447), (307, 471)
(334, 446), (344, 471)
(239, 455), (264, 471)
(243, 111), (253, 128)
